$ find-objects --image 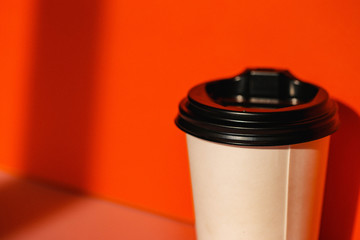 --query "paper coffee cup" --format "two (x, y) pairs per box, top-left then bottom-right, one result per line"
(175, 69), (339, 240)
